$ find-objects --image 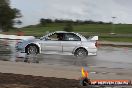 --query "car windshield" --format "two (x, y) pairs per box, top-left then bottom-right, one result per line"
(40, 32), (54, 40)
